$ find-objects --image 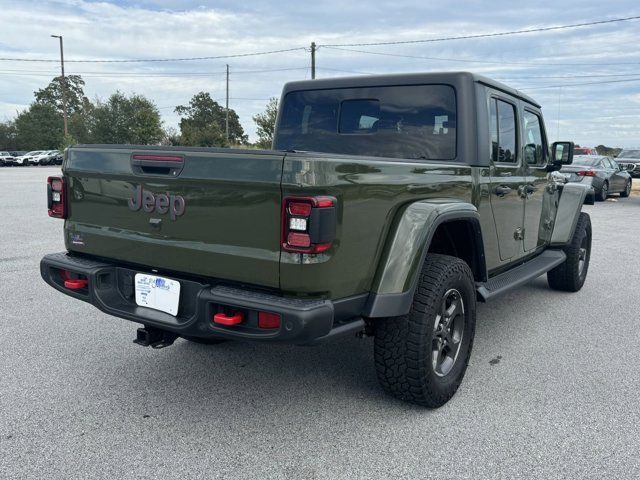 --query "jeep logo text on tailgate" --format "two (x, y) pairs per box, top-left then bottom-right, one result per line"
(128, 185), (186, 220)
